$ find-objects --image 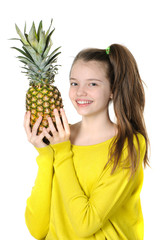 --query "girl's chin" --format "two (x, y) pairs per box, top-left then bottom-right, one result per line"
(75, 109), (96, 117)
